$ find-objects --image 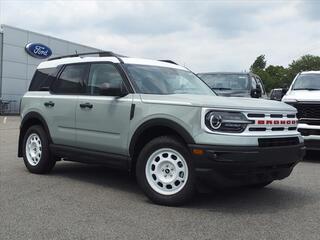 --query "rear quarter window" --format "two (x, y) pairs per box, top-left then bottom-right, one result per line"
(29, 68), (57, 91)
